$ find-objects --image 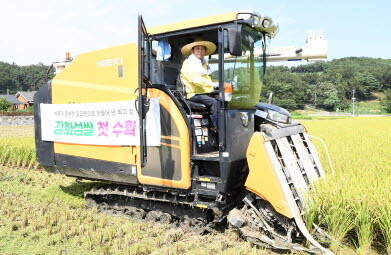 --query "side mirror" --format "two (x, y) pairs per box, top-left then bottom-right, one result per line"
(228, 28), (242, 56)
